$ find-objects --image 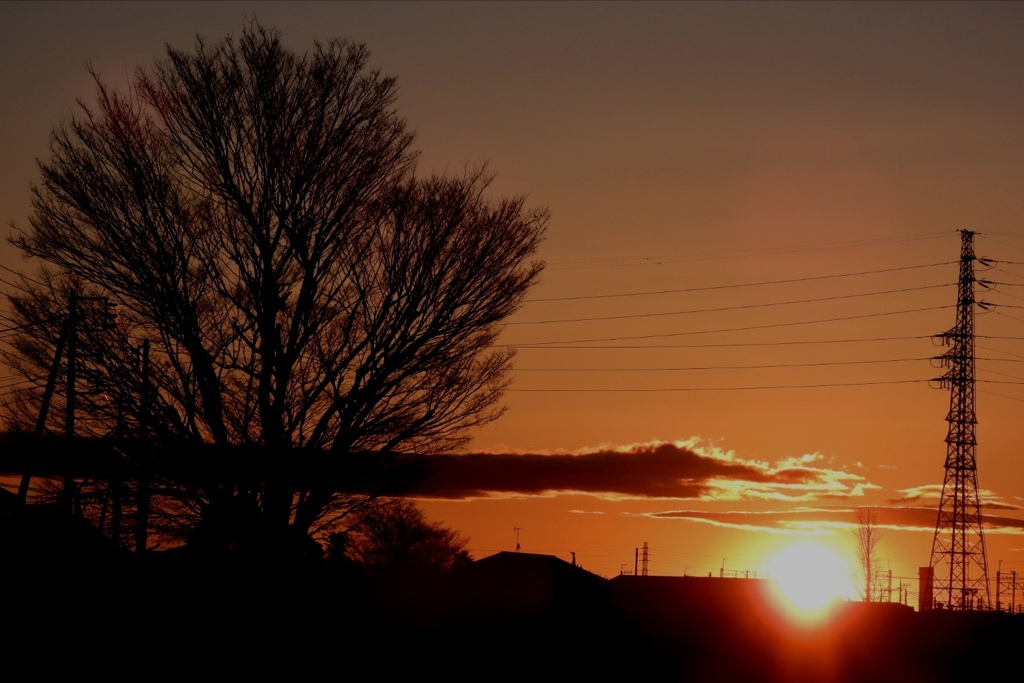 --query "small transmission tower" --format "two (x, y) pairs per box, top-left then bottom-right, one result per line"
(928, 229), (991, 610)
